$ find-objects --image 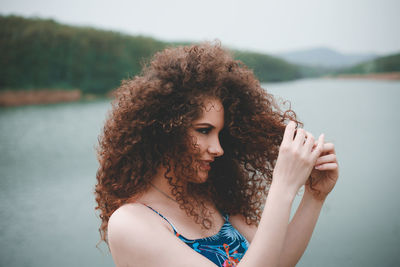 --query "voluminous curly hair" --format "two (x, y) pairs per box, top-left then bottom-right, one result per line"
(95, 42), (299, 244)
